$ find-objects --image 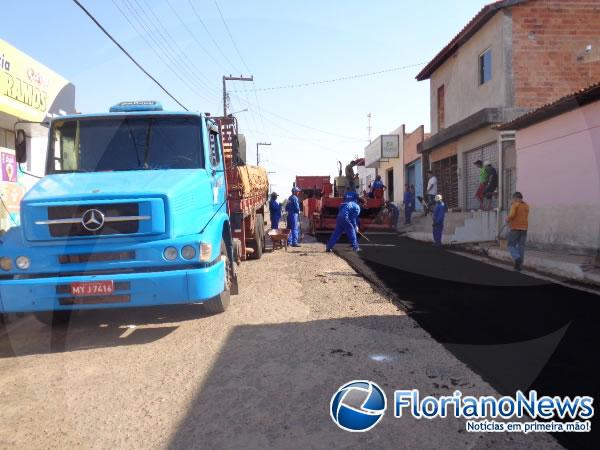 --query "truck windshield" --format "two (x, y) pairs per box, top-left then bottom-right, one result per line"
(47, 116), (204, 173)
